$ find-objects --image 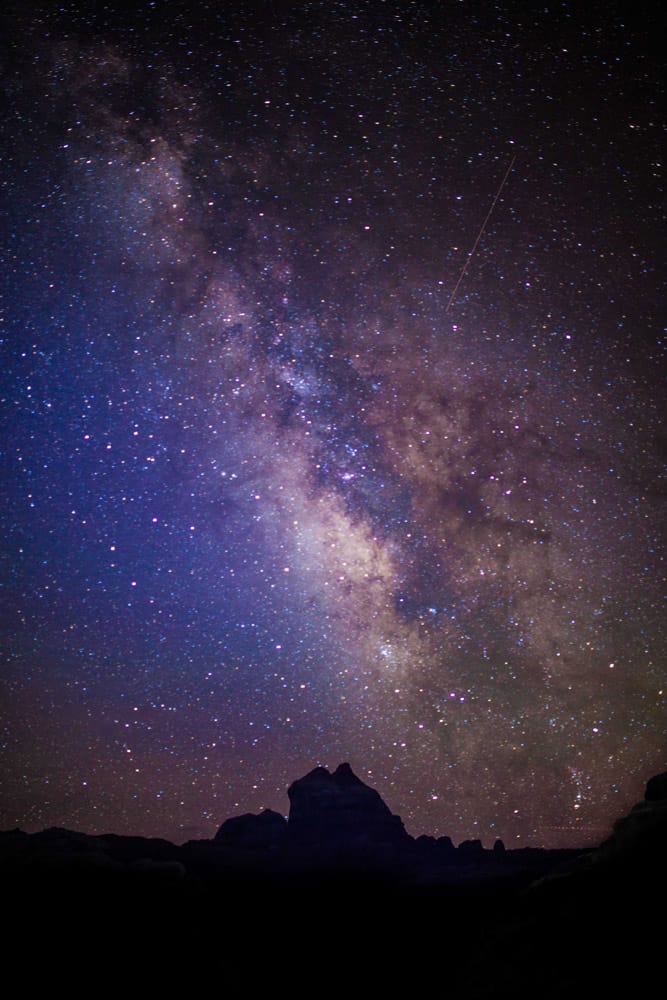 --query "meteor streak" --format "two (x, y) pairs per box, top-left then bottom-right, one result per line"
(445, 154), (516, 314)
